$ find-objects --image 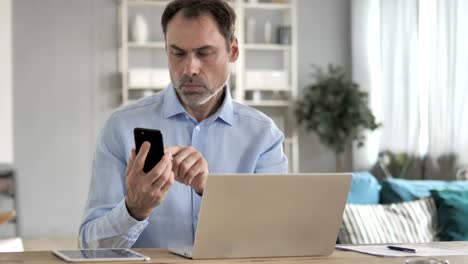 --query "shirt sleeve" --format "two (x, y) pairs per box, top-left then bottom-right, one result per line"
(79, 114), (148, 248)
(79, 199), (149, 248)
(254, 121), (289, 173)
